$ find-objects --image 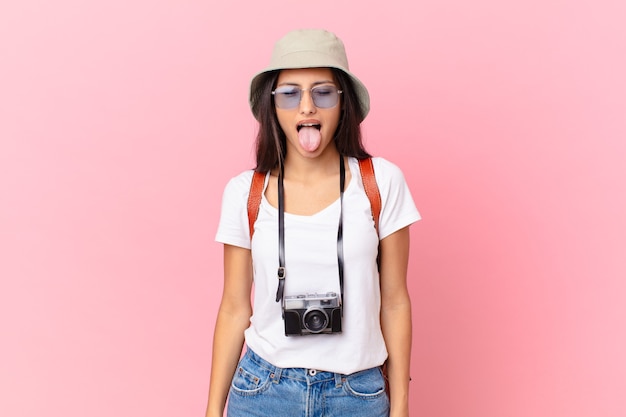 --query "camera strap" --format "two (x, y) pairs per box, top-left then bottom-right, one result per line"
(275, 156), (346, 307)
(276, 162), (286, 303)
(248, 157), (380, 240)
